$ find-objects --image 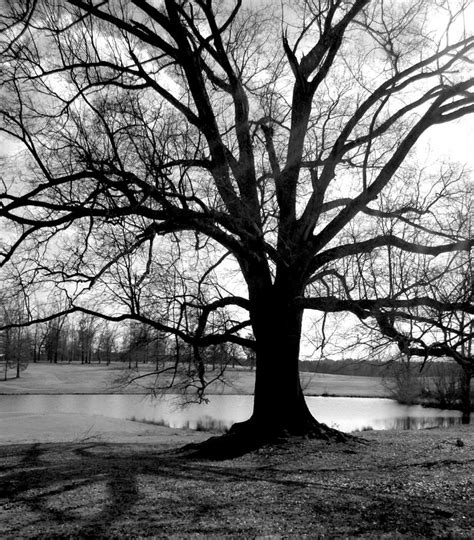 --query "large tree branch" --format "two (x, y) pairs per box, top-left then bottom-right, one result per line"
(311, 235), (473, 270)
(297, 38), (474, 239)
(309, 84), (474, 255)
(375, 313), (472, 369)
(277, 1), (369, 241)
(313, 198), (460, 242)
(67, 0), (178, 57)
(298, 295), (474, 316)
